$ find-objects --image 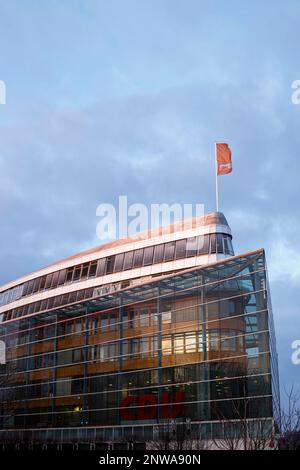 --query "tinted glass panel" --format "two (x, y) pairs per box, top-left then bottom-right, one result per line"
(143, 246), (154, 266)
(26, 280), (35, 295)
(114, 253), (124, 272)
(73, 266), (81, 281)
(228, 237), (234, 255)
(198, 235), (210, 254)
(81, 264), (89, 279)
(186, 237), (198, 257)
(123, 251), (134, 270)
(88, 262), (97, 277)
(96, 258), (106, 276)
(216, 234), (223, 254)
(44, 274), (53, 290)
(153, 244), (164, 263)
(133, 249), (144, 268)
(32, 278), (40, 293)
(164, 242), (176, 261)
(175, 239), (187, 259)
(106, 256), (115, 274)
(66, 268), (73, 283)
(22, 282), (30, 297)
(224, 236), (230, 255)
(210, 234), (216, 254)
(57, 269), (67, 286)
(51, 271), (60, 288)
